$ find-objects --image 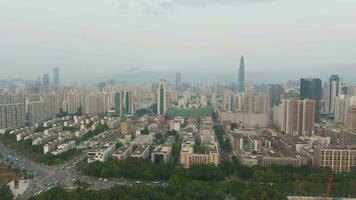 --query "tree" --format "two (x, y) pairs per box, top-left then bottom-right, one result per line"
(0, 185), (13, 200)
(143, 169), (154, 180)
(141, 127), (149, 135)
(253, 170), (265, 182)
